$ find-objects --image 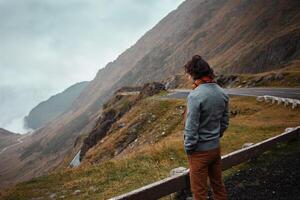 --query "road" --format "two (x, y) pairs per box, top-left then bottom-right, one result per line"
(162, 87), (300, 100)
